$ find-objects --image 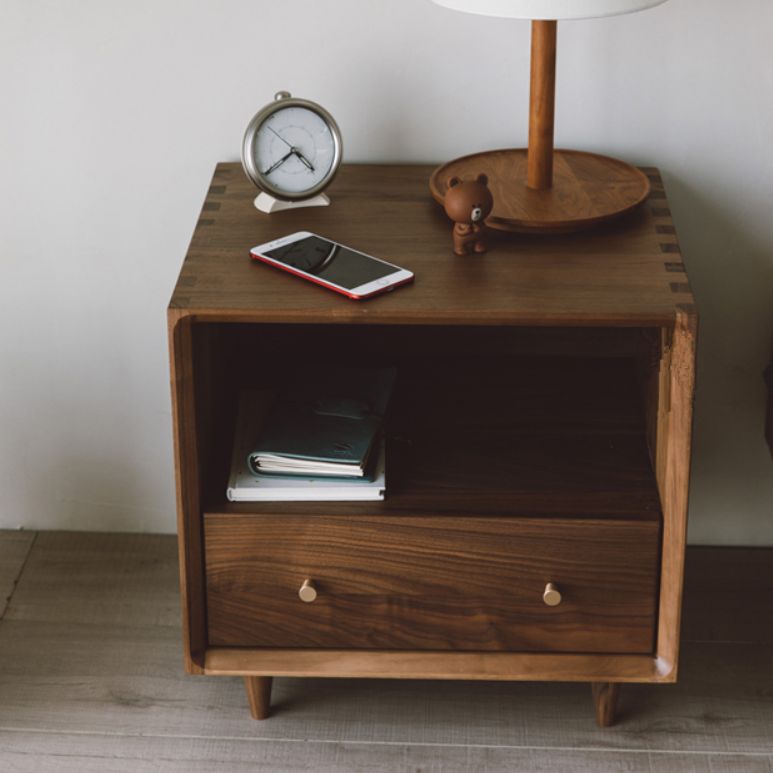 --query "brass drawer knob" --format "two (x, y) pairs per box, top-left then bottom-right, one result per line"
(299, 579), (317, 603)
(543, 582), (562, 607)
